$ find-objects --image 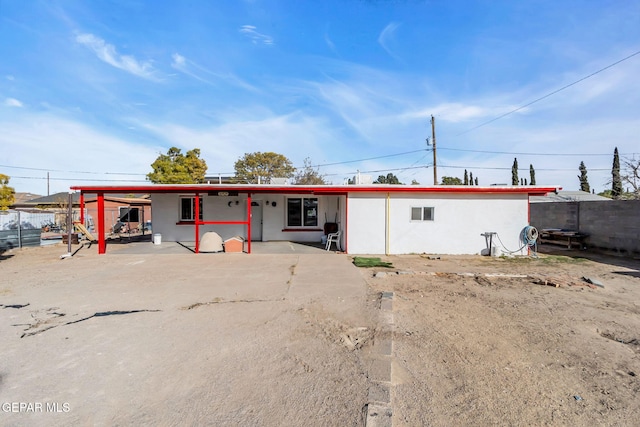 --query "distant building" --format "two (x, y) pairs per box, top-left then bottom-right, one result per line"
(204, 176), (235, 184)
(12, 192), (43, 206)
(530, 190), (610, 203)
(13, 192), (151, 234)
